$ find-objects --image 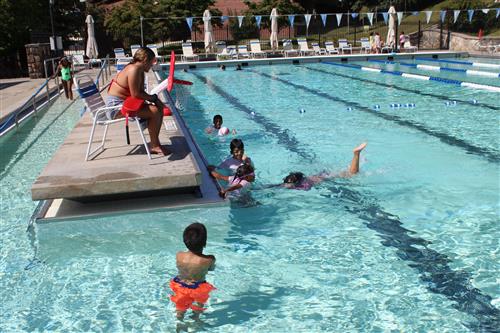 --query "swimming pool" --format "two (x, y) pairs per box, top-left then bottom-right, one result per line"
(1, 57), (499, 332)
